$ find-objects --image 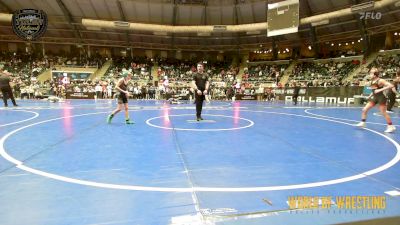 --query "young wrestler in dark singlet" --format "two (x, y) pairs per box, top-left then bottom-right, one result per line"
(356, 68), (395, 133)
(107, 72), (134, 124)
